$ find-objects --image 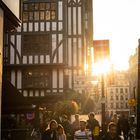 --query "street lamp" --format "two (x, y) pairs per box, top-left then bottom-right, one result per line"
(136, 39), (140, 139)
(93, 59), (110, 134)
